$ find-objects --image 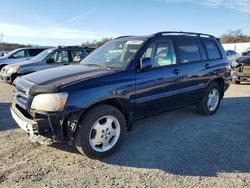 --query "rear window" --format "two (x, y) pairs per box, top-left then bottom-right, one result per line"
(203, 40), (221, 60)
(176, 38), (201, 63)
